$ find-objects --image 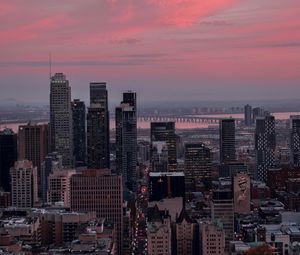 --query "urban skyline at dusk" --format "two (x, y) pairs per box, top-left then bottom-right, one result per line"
(0, 0), (300, 103)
